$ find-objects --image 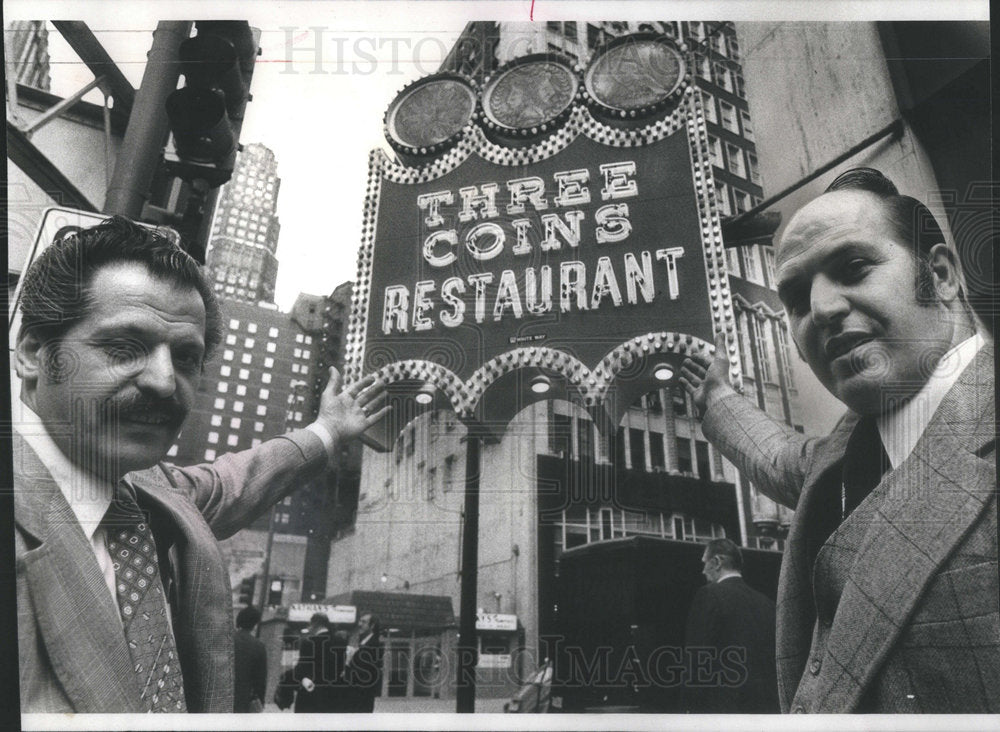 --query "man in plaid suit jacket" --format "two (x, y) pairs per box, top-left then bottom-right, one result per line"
(681, 168), (997, 712)
(11, 217), (388, 713)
